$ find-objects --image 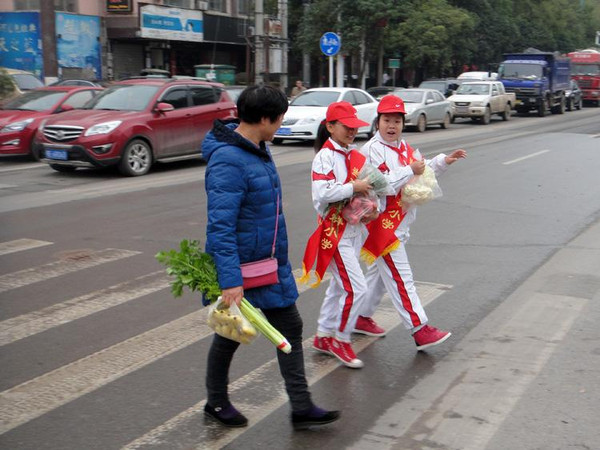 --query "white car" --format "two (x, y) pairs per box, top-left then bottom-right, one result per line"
(273, 87), (378, 144)
(392, 88), (453, 132)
